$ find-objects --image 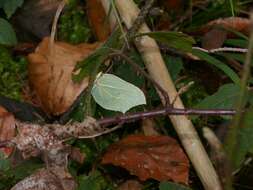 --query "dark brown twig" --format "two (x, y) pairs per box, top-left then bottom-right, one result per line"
(127, 0), (155, 39)
(121, 0), (156, 52)
(0, 107), (236, 148)
(108, 51), (171, 106)
(97, 107), (236, 127)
